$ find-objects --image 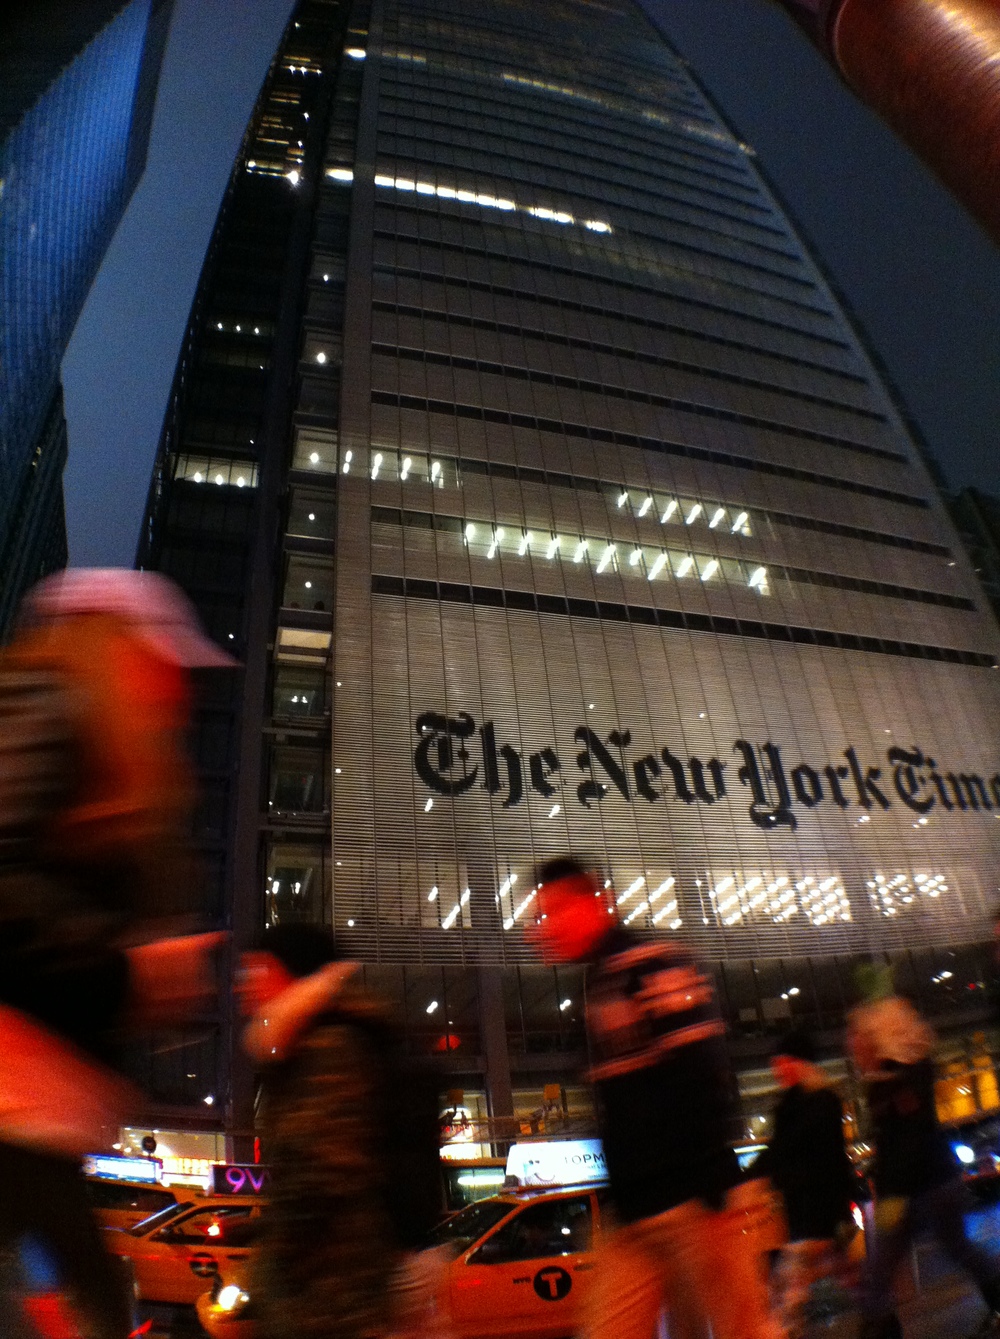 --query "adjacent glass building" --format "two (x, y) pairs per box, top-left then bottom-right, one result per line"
(139, 0), (1000, 1143)
(0, 0), (172, 634)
